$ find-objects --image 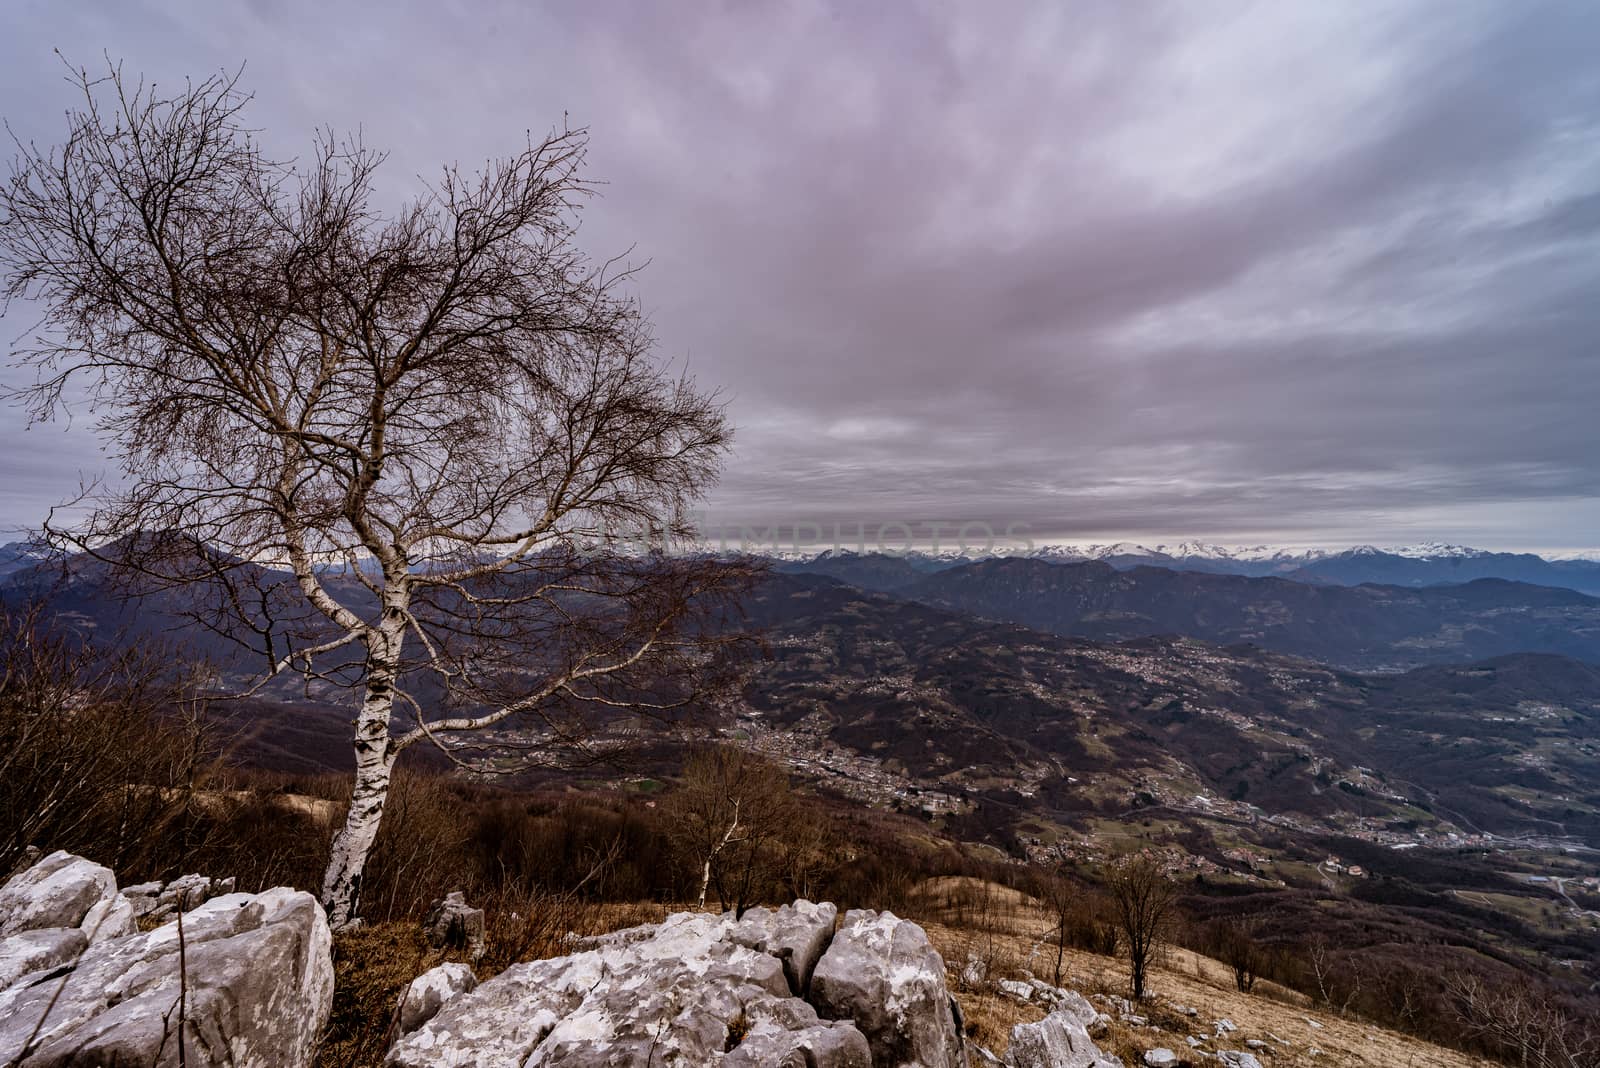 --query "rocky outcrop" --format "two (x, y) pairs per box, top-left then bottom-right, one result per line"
(729, 898), (836, 995)
(423, 890), (486, 962)
(995, 977), (1112, 1039)
(0, 850), (332, 1068)
(0, 851), (121, 938)
(161, 872), (239, 912)
(388, 900), (961, 1068)
(1217, 1053), (1263, 1068)
(115, 873), (242, 924)
(810, 909), (968, 1068)
(1003, 1007), (1121, 1068)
